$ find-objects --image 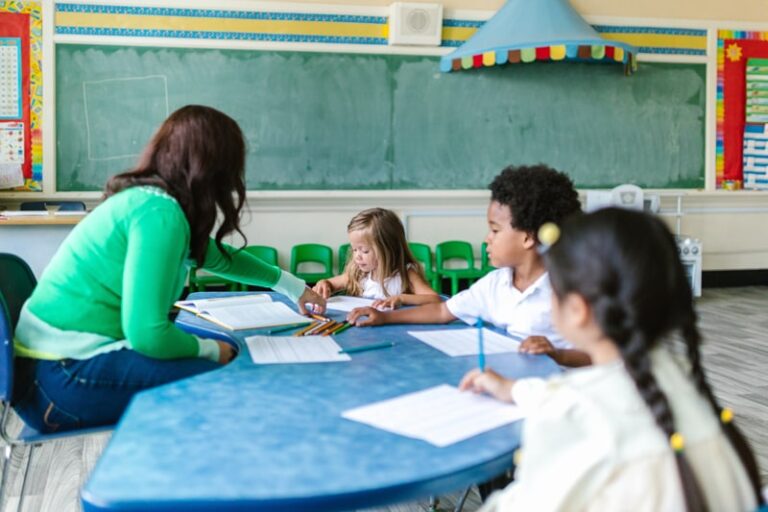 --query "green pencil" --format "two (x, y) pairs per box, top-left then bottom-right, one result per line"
(331, 322), (353, 335)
